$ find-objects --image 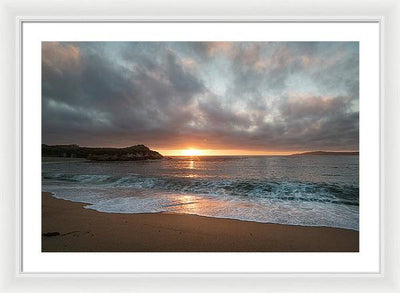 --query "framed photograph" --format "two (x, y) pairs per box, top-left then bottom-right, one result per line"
(1, 0), (399, 292)
(25, 20), (377, 271)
